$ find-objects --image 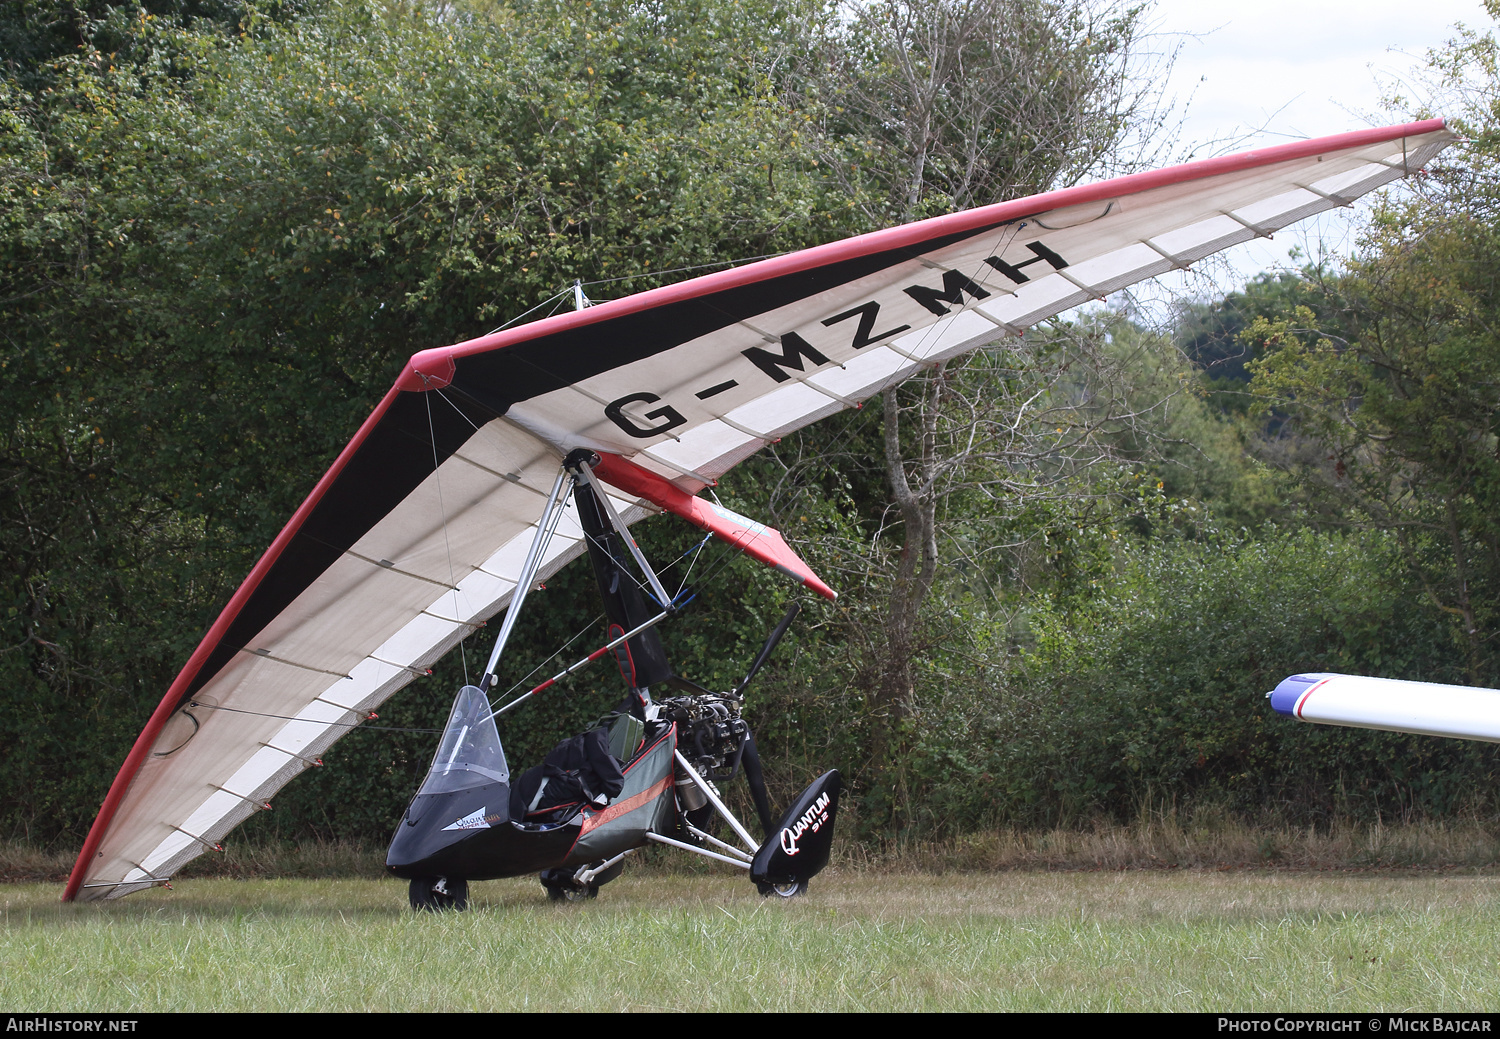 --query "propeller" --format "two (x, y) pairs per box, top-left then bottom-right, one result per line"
(734, 601), (801, 699)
